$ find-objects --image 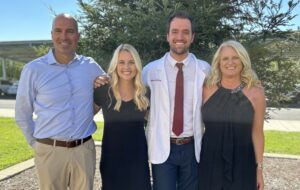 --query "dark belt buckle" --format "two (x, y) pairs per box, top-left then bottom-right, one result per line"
(66, 141), (73, 148)
(176, 138), (185, 145)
